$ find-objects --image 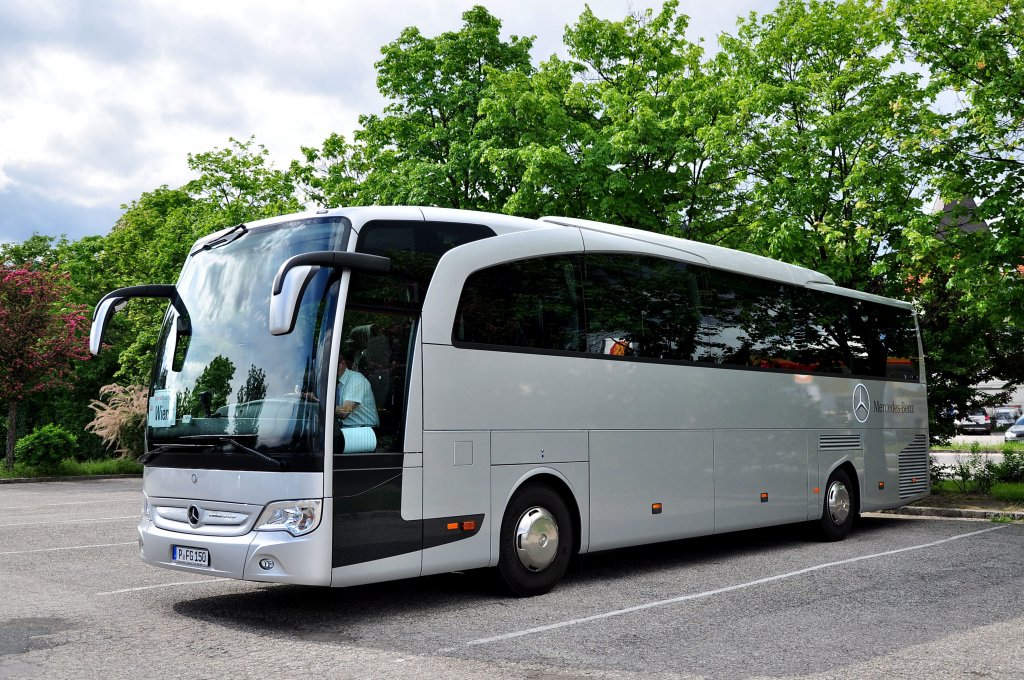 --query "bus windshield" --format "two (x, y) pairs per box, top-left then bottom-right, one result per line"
(146, 216), (349, 471)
